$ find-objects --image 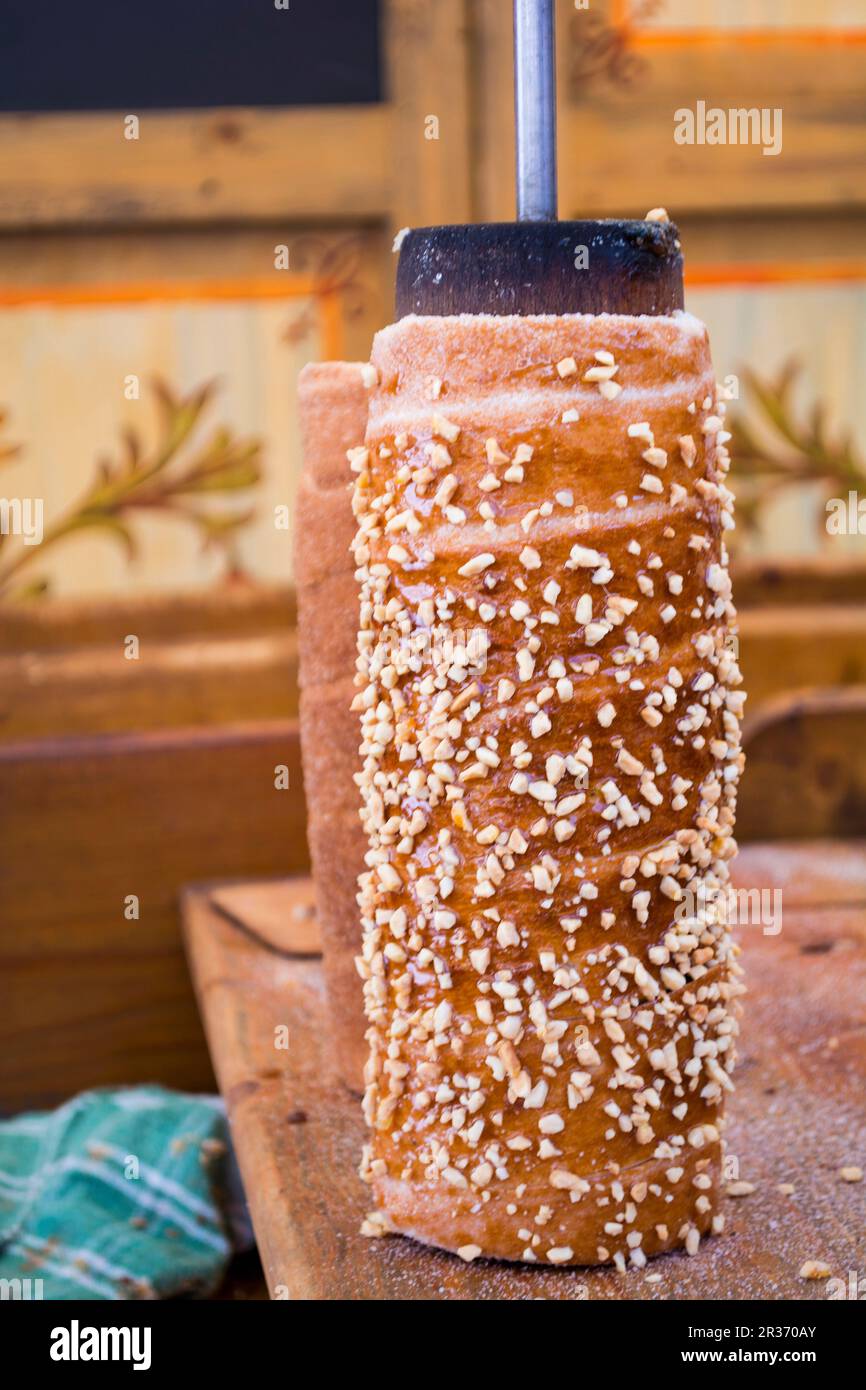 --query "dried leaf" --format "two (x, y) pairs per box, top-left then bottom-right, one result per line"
(0, 376), (261, 601)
